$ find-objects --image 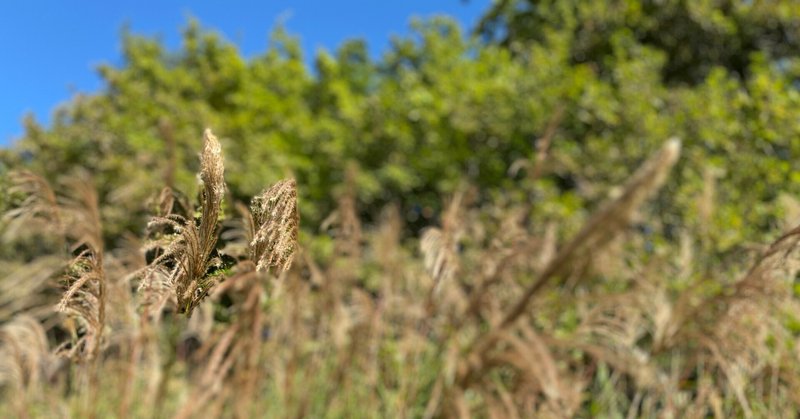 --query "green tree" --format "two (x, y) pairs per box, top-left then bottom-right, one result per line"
(2, 5), (799, 260)
(478, 0), (800, 84)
